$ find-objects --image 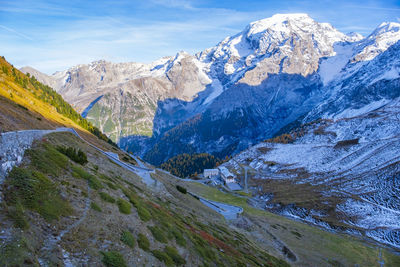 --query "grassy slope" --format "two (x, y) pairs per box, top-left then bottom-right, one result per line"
(0, 57), (136, 162)
(0, 57), (87, 133)
(0, 132), (288, 266)
(182, 181), (400, 266)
